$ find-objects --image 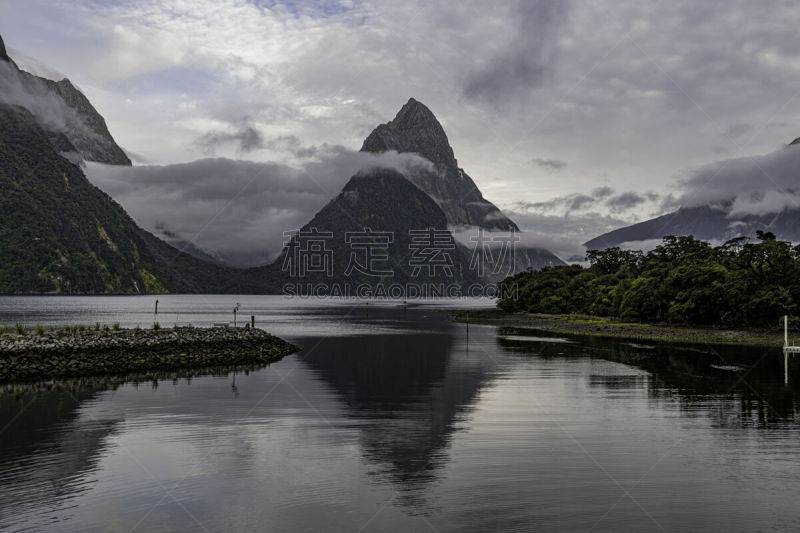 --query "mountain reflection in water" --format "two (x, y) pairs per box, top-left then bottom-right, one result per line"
(1, 296), (799, 532)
